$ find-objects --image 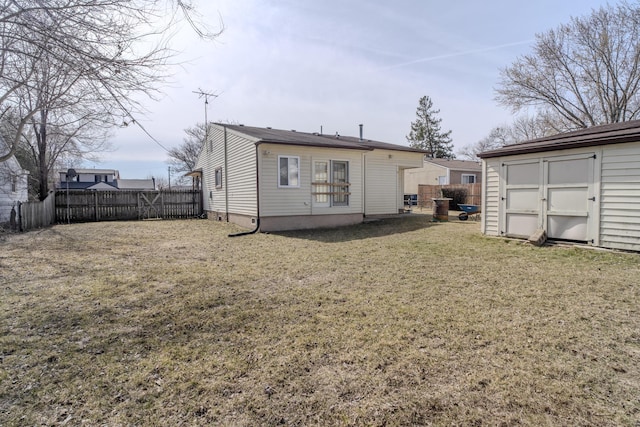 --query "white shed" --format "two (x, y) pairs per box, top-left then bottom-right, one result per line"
(479, 120), (640, 252)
